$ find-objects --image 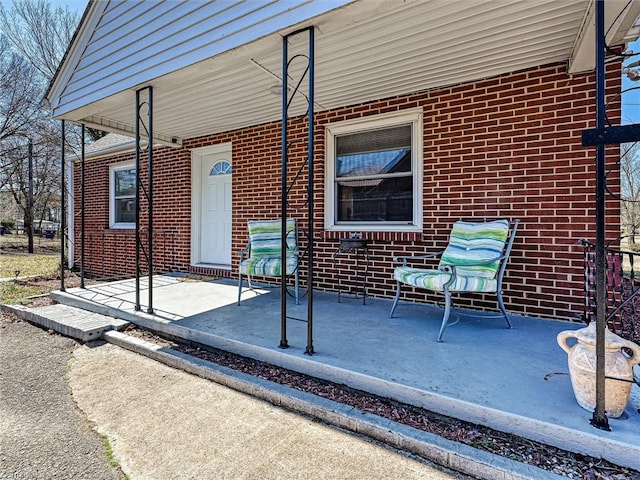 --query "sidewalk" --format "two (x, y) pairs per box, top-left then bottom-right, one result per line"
(69, 340), (464, 480)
